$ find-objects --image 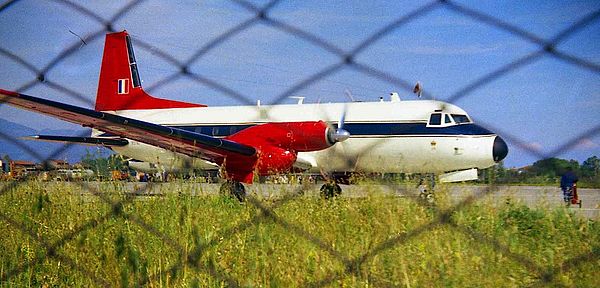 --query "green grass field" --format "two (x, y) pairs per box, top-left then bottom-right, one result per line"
(0, 181), (598, 287)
